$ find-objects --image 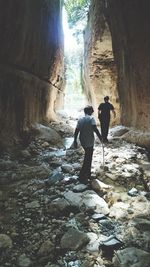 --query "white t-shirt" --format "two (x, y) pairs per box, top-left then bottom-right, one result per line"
(76, 114), (96, 148)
